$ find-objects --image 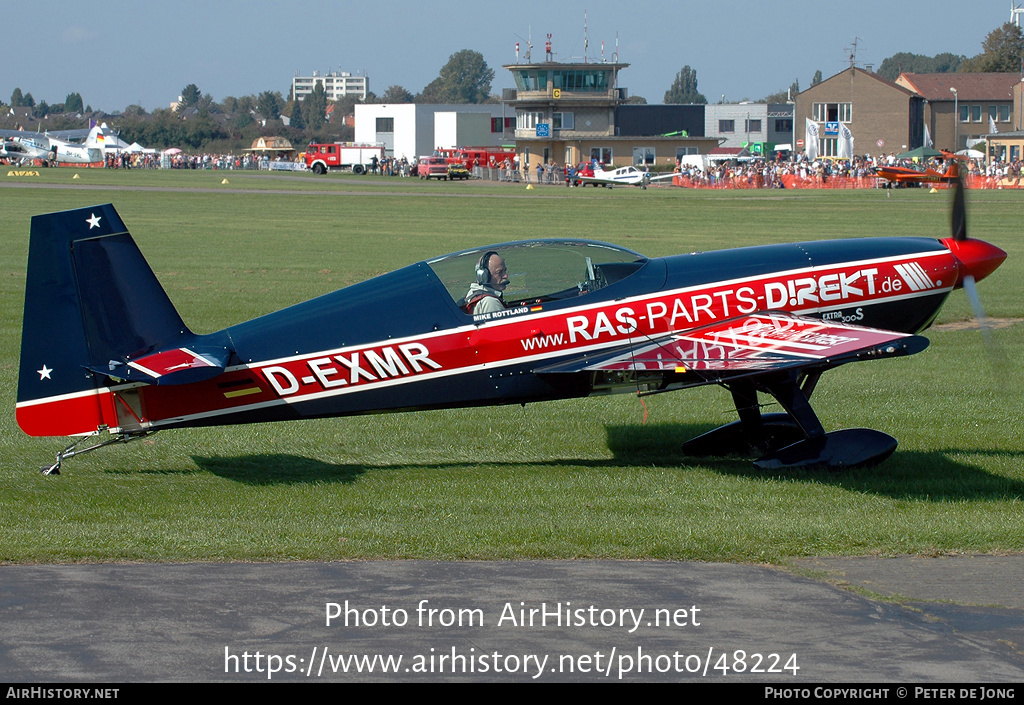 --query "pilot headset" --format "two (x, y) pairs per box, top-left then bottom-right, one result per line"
(476, 251), (498, 285)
